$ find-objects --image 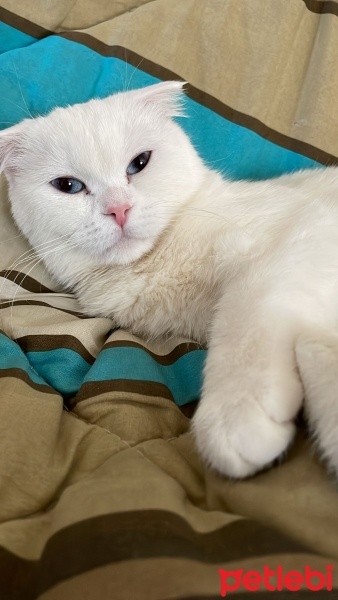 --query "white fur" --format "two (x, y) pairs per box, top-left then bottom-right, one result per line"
(1, 81), (338, 478)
